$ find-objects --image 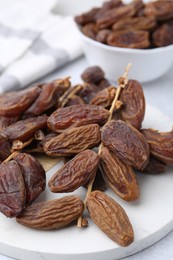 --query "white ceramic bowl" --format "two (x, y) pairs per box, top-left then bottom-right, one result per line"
(78, 29), (173, 83)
